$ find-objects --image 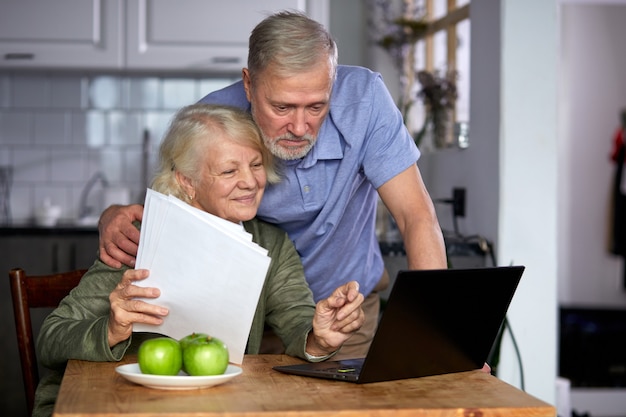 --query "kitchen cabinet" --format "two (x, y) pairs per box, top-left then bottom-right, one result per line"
(2, 234), (99, 274)
(0, 231), (99, 417)
(125, 0), (322, 72)
(0, 0), (123, 69)
(0, 0), (329, 72)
